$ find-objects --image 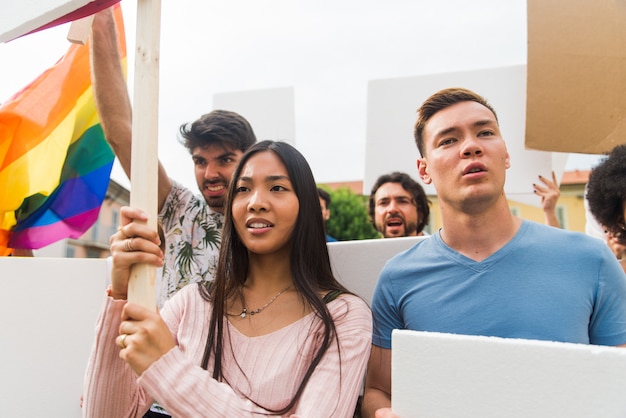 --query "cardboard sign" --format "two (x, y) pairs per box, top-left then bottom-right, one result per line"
(525, 0), (626, 154)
